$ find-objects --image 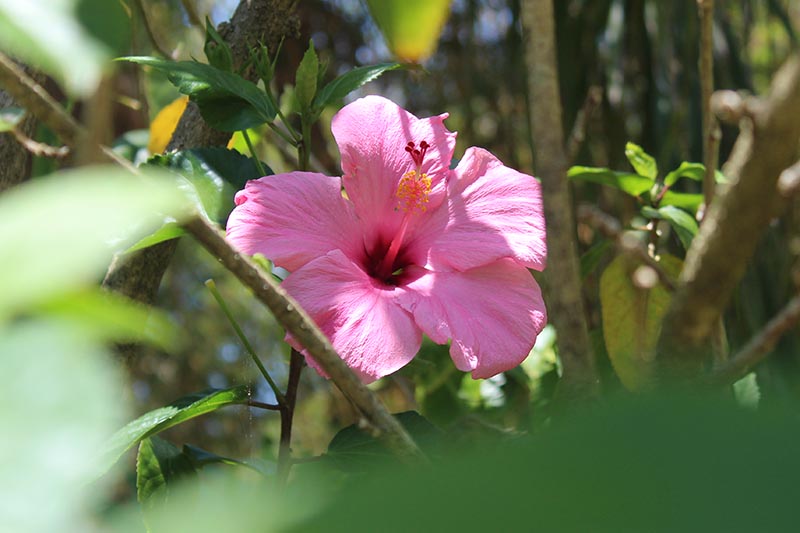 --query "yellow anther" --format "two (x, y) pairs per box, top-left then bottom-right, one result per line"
(396, 170), (432, 212)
